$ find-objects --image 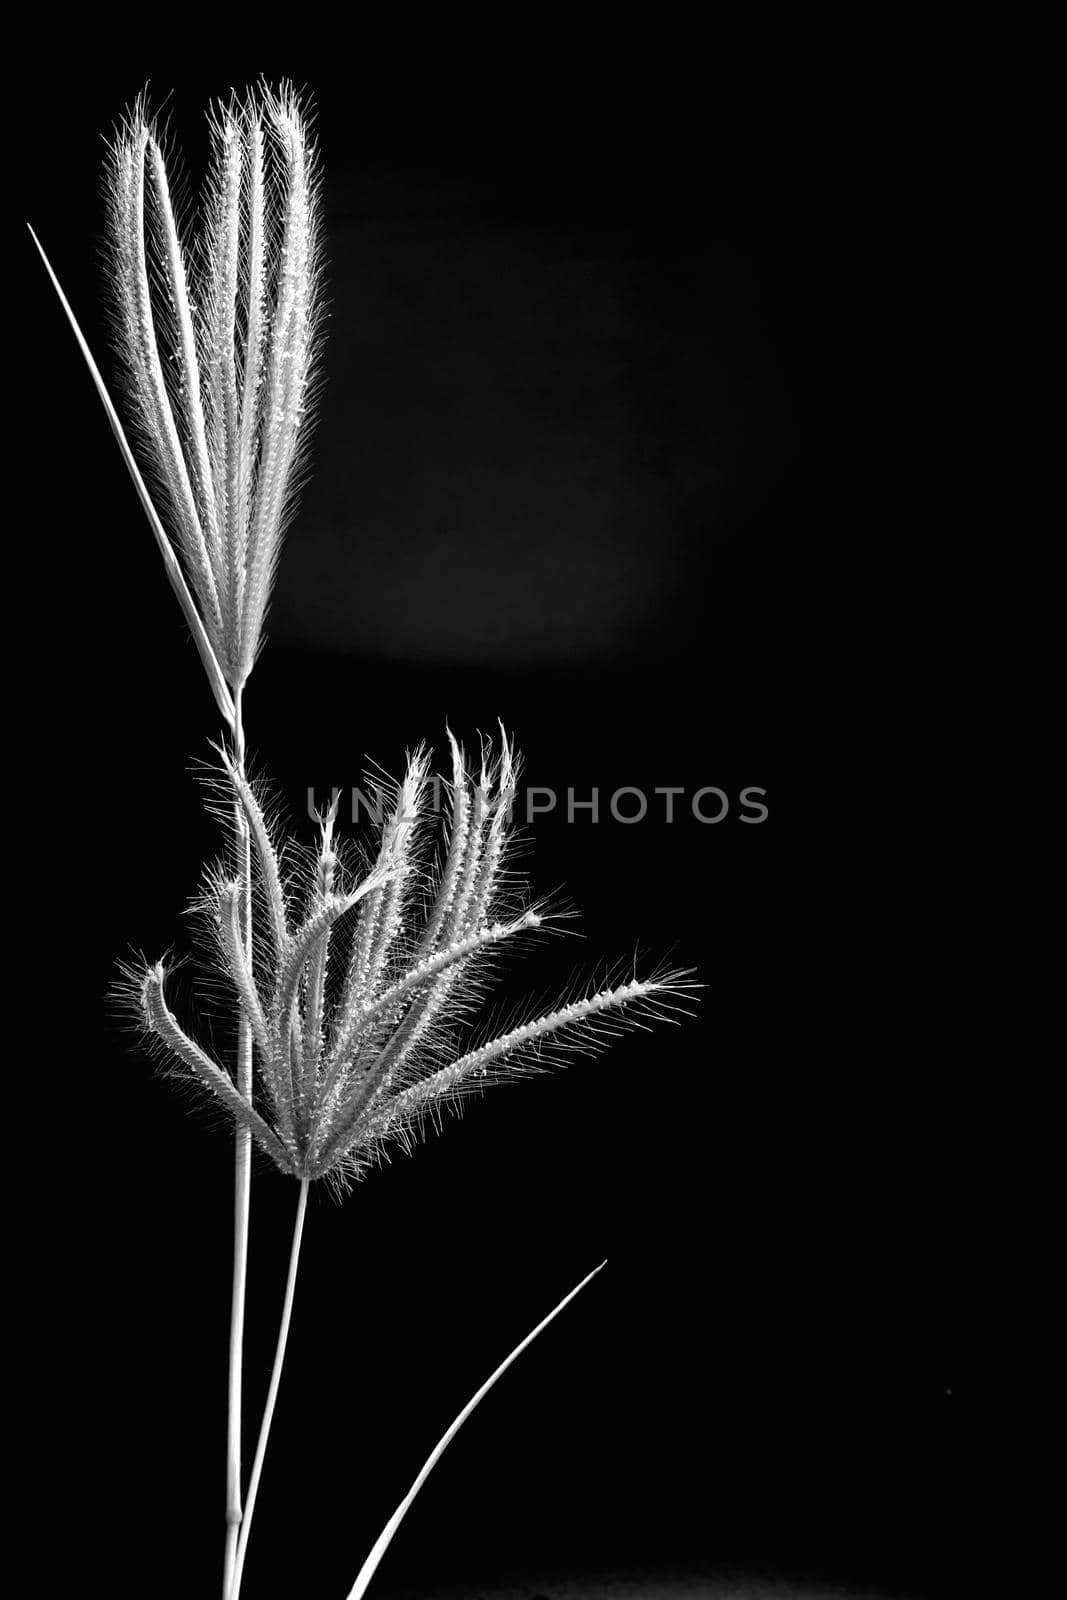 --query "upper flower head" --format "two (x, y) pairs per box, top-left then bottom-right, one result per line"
(105, 84), (323, 690)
